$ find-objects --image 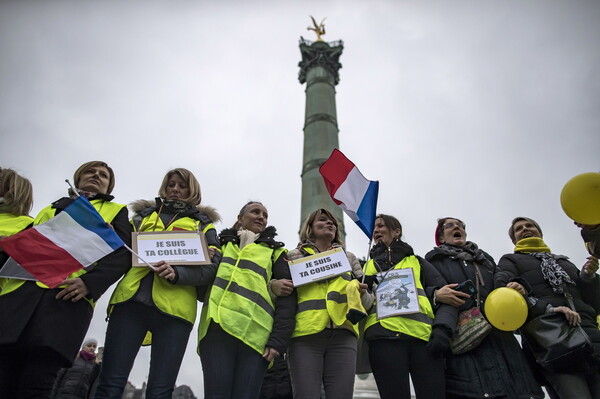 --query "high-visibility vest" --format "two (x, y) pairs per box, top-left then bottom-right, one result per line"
(0, 213), (33, 236)
(292, 246), (357, 337)
(364, 255), (434, 341)
(198, 241), (285, 354)
(0, 213), (34, 291)
(0, 199), (125, 297)
(108, 211), (216, 325)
